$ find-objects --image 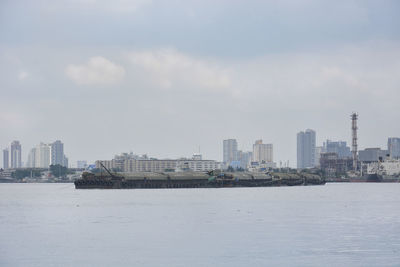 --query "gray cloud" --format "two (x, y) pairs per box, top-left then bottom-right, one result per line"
(66, 56), (126, 85)
(0, 1), (399, 167)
